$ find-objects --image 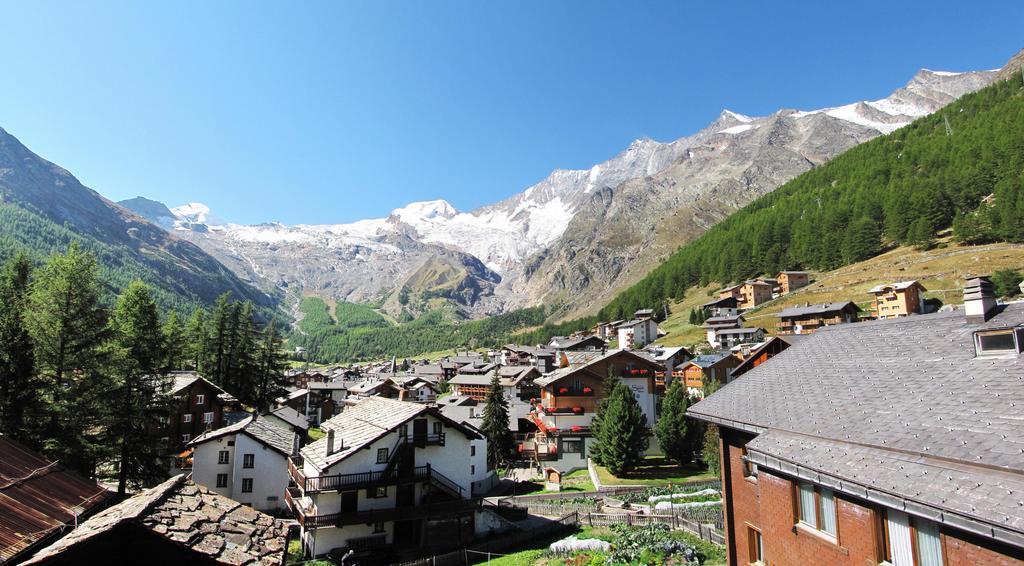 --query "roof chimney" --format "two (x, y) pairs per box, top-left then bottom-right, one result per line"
(326, 428), (336, 455)
(964, 276), (997, 323)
